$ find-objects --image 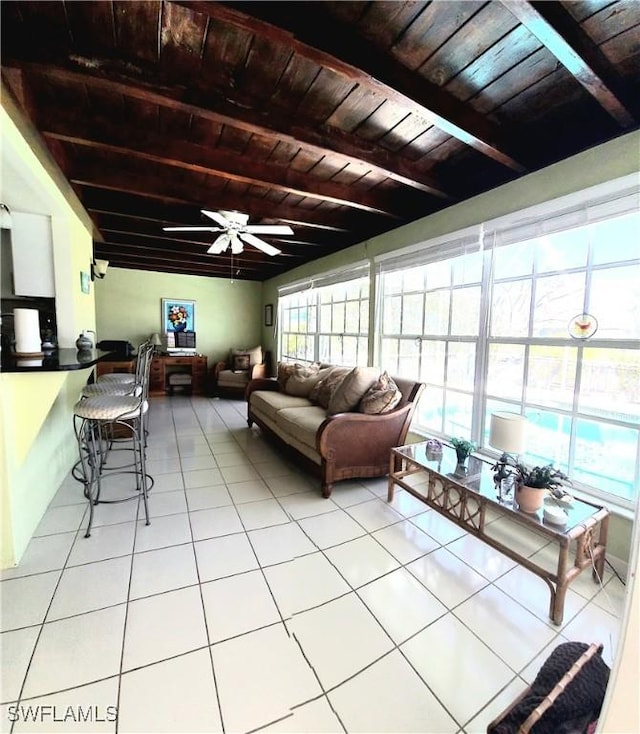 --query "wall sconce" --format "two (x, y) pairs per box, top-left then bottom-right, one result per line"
(0, 203), (11, 229)
(91, 259), (109, 280)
